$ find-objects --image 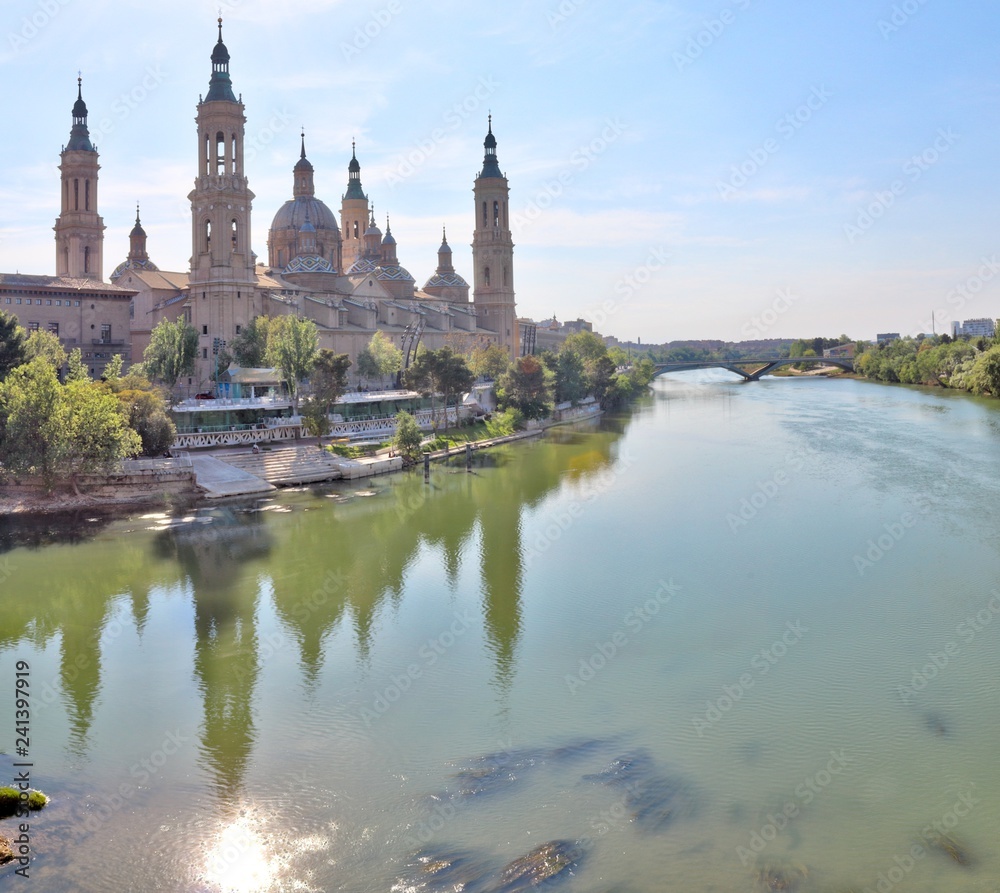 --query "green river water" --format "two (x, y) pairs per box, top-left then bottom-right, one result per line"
(1, 370), (999, 892)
